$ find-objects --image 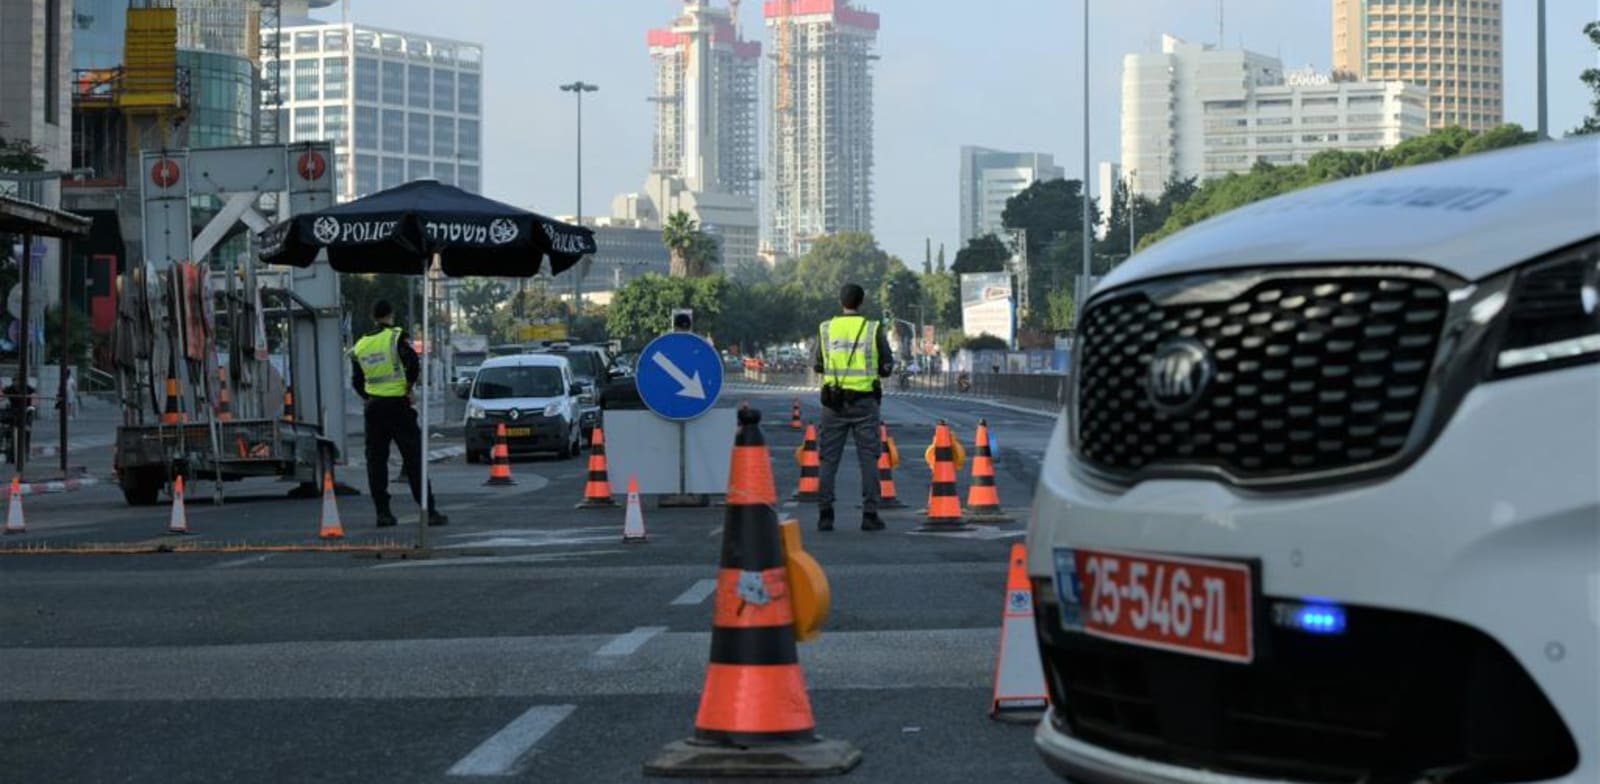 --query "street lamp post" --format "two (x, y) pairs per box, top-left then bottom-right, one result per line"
(1079, 0), (1092, 328)
(560, 81), (598, 330)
